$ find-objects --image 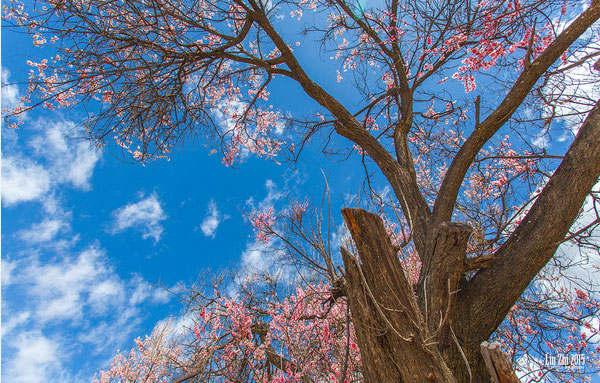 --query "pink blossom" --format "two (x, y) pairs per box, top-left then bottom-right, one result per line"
(250, 207), (276, 243)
